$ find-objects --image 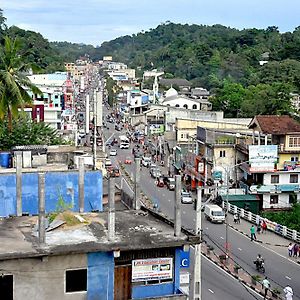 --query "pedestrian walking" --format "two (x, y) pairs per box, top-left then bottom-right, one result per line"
(293, 243), (299, 257)
(250, 225), (257, 241)
(257, 221), (262, 234)
(237, 213), (241, 224)
(233, 213), (238, 224)
(261, 220), (267, 233)
(284, 285), (294, 300)
(288, 243), (294, 257)
(262, 277), (270, 299)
